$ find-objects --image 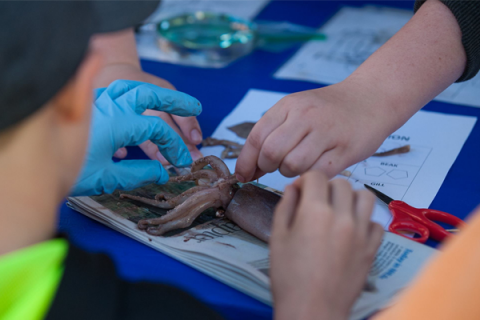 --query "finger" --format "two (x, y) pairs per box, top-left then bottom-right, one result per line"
(106, 80), (202, 117)
(173, 114), (203, 145)
(330, 179), (354, 217)
(137, 140), (168, 164)
(137, 134), (203, 164)
(272, 184), (300, 238)
(366, 222), (384, 258)
(117, 115), (192, 167)
(103, 160), (170, 194)
(311, 147), (349, 179)
(354, 190), (376, 232)
(296, 171), (330, 216)
(113, 147), (128, 159)
(251, 168), (267, 181)
(94, 87), (106, 100)
(257, 120), (308, 174)
(279, 133), (325, 177)
(235, 111), (287, 182)
(143, 109), (202, 162)
(189, 147), (203, 161)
